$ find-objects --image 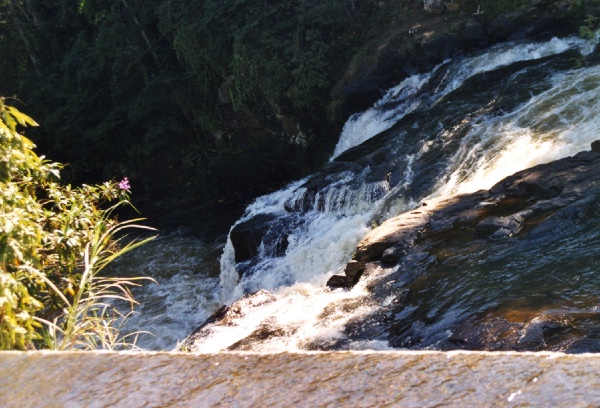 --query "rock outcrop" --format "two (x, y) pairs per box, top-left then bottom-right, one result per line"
(322, 144), (600, 351)
(330, 144), (600, 289)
